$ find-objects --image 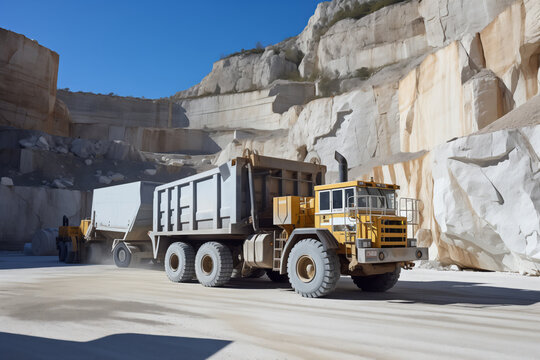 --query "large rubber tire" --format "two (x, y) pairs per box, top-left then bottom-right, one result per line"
(165, 242), (195, 282)
(113, 242), (132, 268)
(247, 268), (266, 278)
(232, 267), (266, 279)
(265, 269), (289, 283)
(58, 242), (67, 262)
(195, 242), (233, 287)
(65, 242), (75, 264)
(287, 239), (340, 298)
(351, 267), (401, 292)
